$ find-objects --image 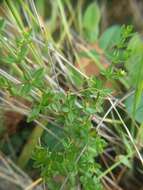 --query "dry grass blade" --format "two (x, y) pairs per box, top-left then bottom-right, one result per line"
(0, 153), (42, 190)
